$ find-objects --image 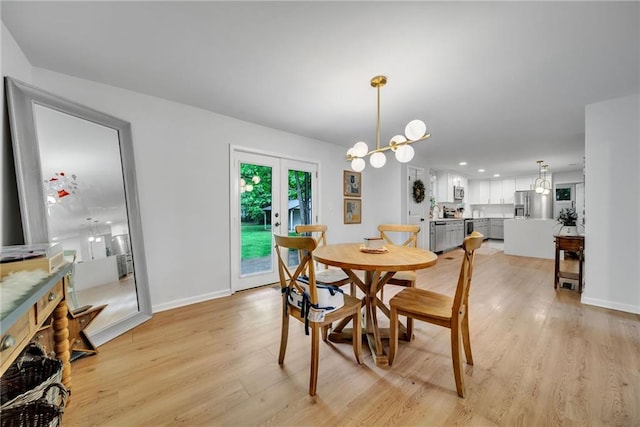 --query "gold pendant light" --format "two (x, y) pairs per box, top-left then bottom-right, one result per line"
(346, 75), (431, 171)
(534, 160), (551, 195)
